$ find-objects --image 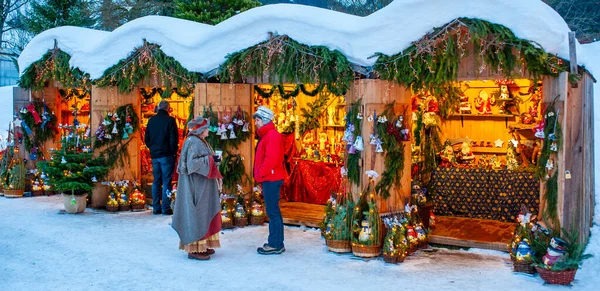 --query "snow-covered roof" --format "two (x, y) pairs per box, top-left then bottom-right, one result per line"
(18, 0), (584, 79)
